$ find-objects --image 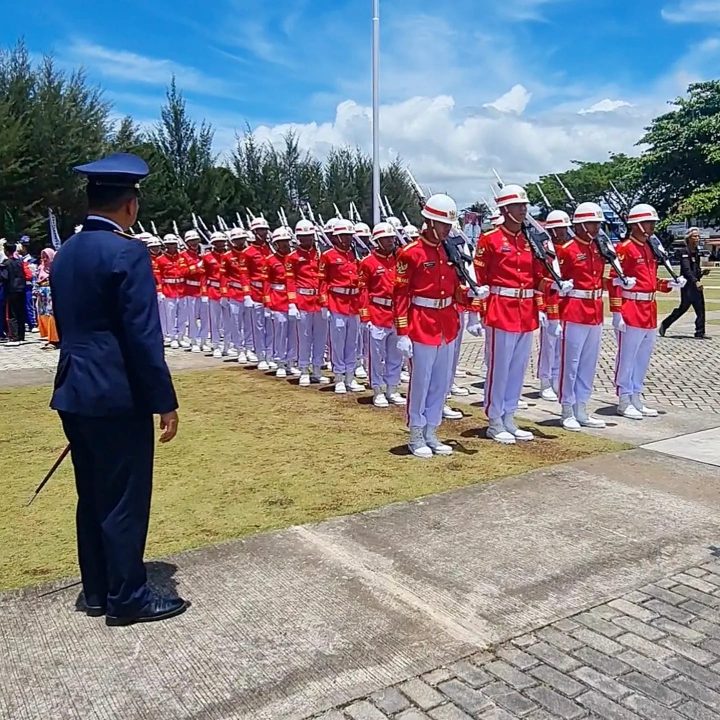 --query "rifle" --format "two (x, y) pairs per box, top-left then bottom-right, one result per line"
(138, 221), (147, 233)
(535, 183), (552, 209)
(236, 212), (245, 230)
(376, 194), (389, 220)
(151, 220), (159, 237)
(306, 203), (333, 251)
(173, 220), (181, 239)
